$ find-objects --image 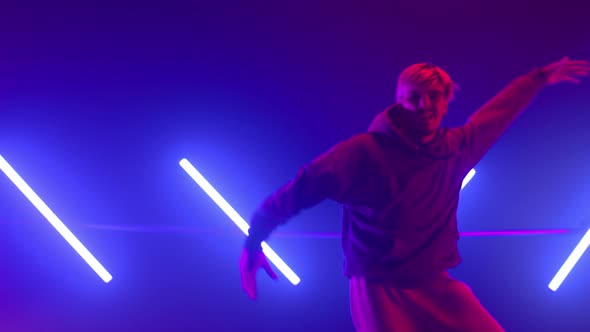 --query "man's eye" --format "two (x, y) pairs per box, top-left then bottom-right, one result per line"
(430, 92), (443, 100)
